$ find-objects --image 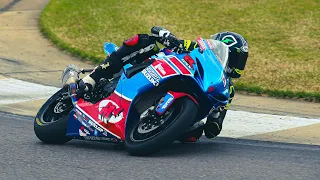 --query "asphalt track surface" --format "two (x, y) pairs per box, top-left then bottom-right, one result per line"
(1, 112), (319, 180)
